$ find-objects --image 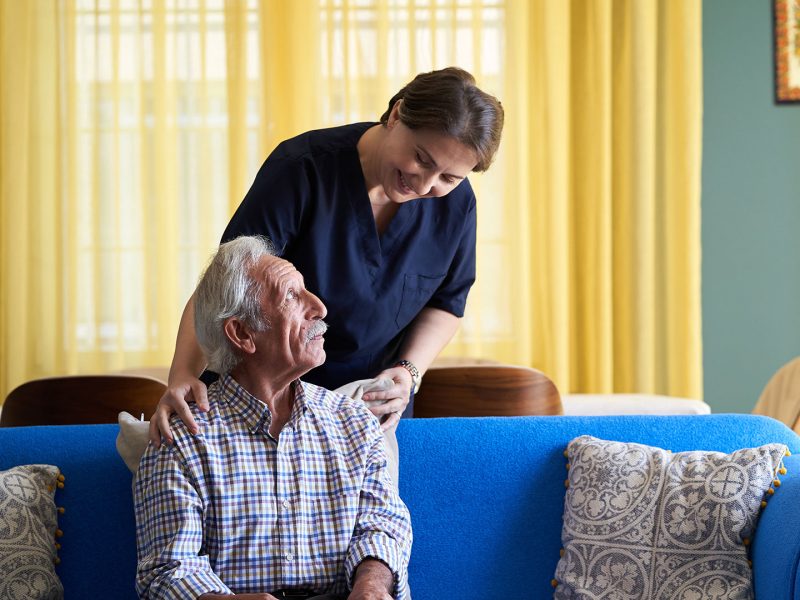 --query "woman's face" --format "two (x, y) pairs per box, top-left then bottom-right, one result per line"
(378, 103), (478, 203)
